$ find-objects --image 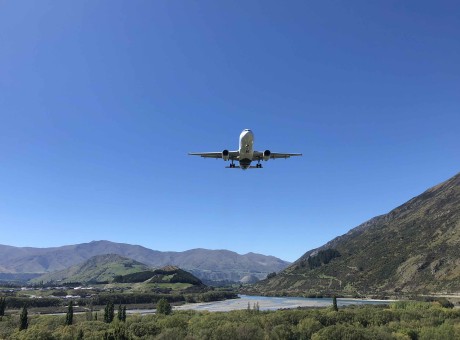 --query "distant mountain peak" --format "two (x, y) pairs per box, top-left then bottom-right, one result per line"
(160, 265), (180, 272)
